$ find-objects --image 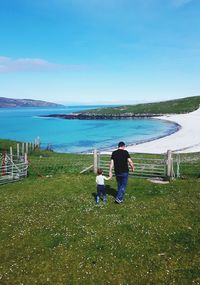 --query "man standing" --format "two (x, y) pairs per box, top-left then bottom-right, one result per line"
(109, 141), (134, 203)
